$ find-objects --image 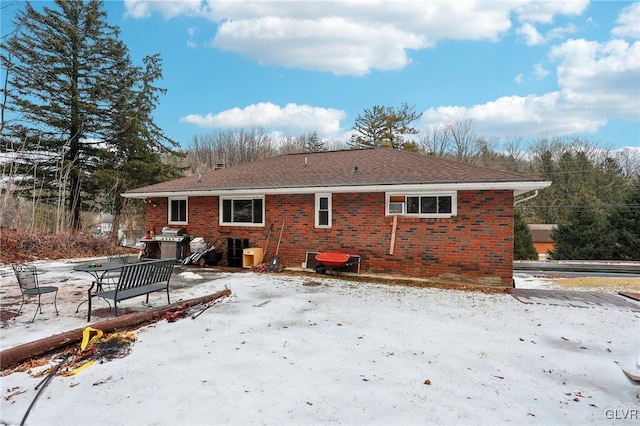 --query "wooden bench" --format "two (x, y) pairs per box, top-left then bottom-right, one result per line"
(87, 259), (175, 322)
